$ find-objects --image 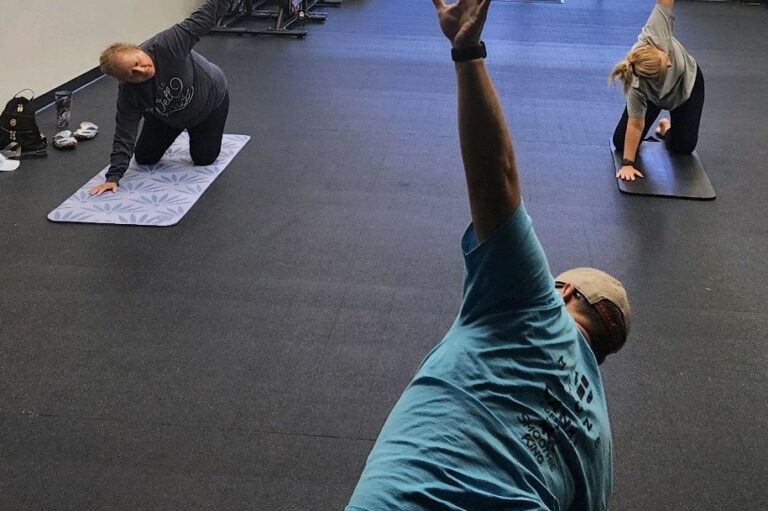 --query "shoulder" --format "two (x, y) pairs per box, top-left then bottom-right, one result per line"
(117, 83), (135, 99)
(462, 203), (529, 256)
(627, 85), (645, 100)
